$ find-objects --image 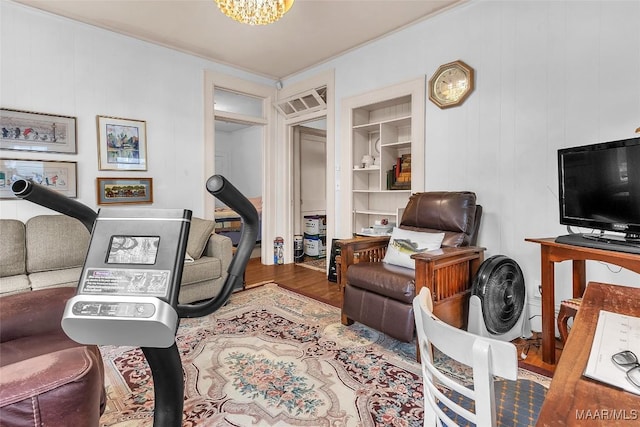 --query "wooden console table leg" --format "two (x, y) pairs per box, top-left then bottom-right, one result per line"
(572, 259), (586, 298)
(540, 246), (556, 365)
